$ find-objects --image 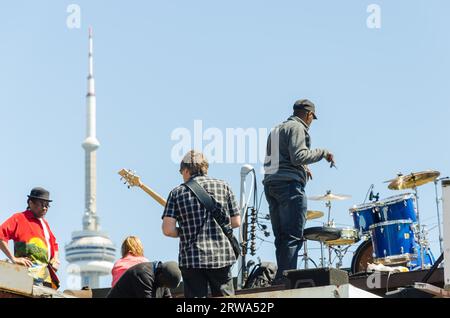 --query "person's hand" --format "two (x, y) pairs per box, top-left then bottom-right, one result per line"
(50, 258), (60, 271)
(305, 166), (313, 181)
(325, 152), (334, 163)
(12, 256), (33, 267)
